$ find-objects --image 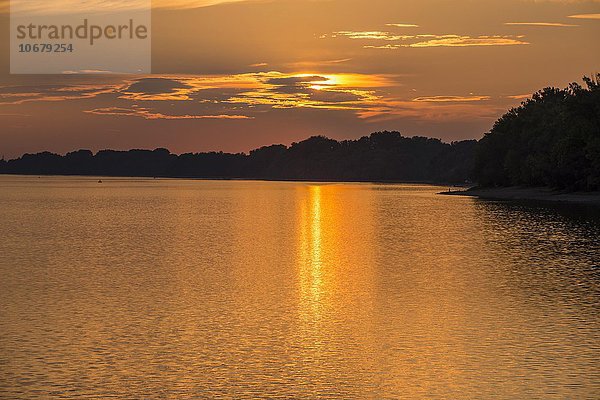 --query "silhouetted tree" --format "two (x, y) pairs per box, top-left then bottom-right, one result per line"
(0, 132), (477, 184)
(476, 74), (600, 191)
